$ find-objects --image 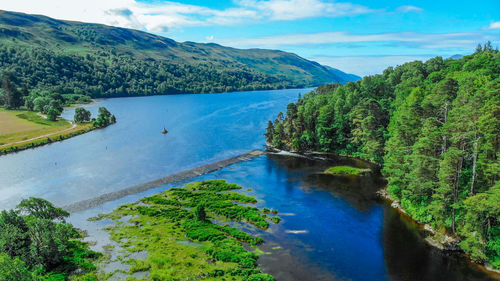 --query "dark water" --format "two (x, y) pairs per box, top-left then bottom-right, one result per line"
(193, 154), (498, 281)
(0, 89), (497, 281)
